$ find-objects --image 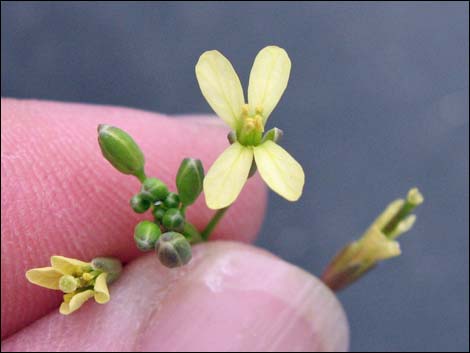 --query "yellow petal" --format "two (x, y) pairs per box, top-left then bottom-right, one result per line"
(359, 226), (401, 262)
(248, 46), (291, 124)
(195, 50), (244, 130)
(203, 142), (253, 209)
(25, 267), (62, 290)
(389, 215), (417, 240)
(372, 199), (404, 230)
(59, 290), (94, 315)
(51, 256), (90, 276)
(93, 273), (110, 304)
(253, 141), (304, 201)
